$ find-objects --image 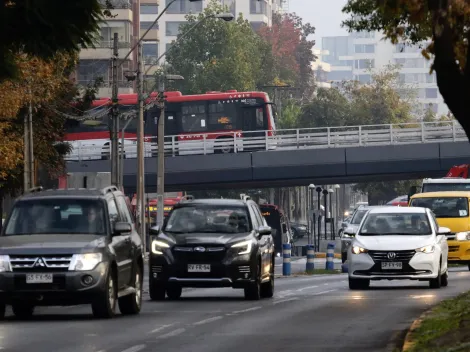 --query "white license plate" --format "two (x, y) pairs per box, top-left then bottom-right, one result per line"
(26, 273), (53, 284)
(381, 262), (402, 270)
(188, 264), (211, 273)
